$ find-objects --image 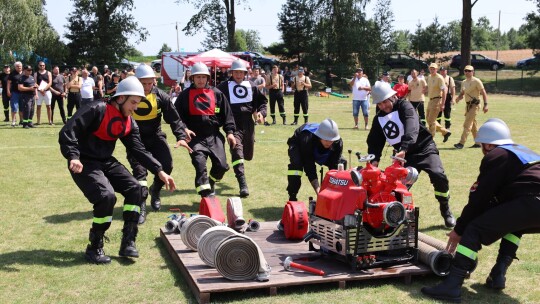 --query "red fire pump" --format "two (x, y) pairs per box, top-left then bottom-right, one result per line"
(304, 153), (420, 270)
